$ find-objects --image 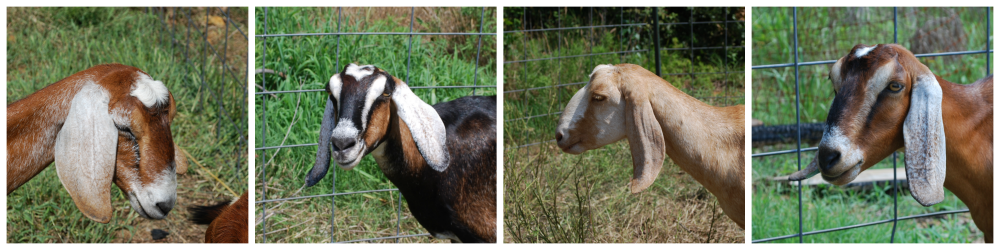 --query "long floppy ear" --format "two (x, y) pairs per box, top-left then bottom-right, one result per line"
(624, 90), (665, 193)
(391, 79), (450, 171)
(54, 83), (118, 223)
(903, 74), (947, 206)
(307, 95), (338, 187)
